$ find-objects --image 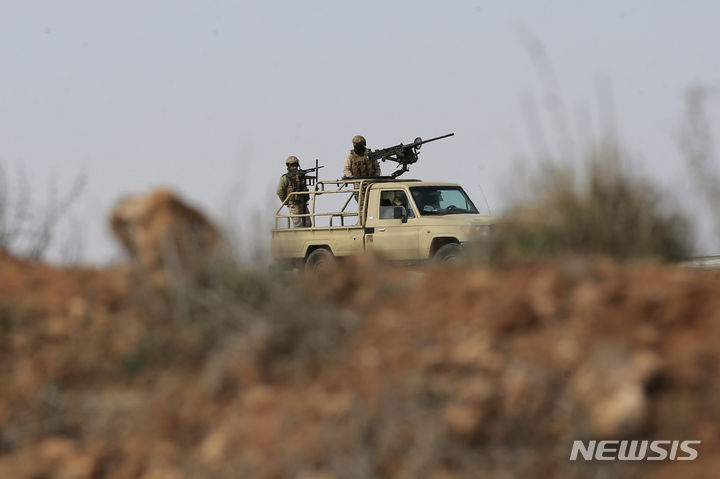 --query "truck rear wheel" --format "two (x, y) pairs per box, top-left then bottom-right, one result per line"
(434, 243), (462, 263)
(305, 248), (335, 273)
